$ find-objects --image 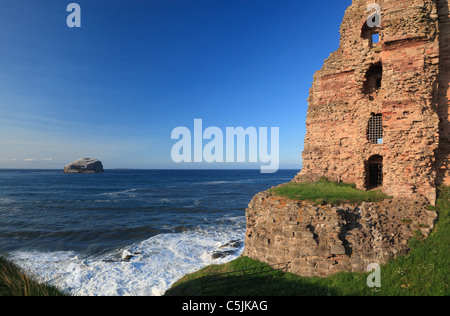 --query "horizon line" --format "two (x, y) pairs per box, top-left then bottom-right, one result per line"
(0, 167), (301, 171)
